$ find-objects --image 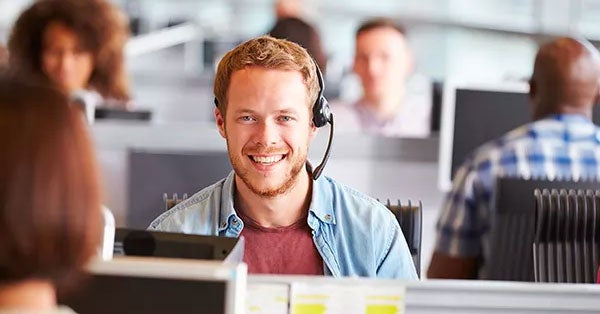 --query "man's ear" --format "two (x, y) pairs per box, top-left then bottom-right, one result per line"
(215, 107), (226, 138)
(309, 121), (318, 140)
